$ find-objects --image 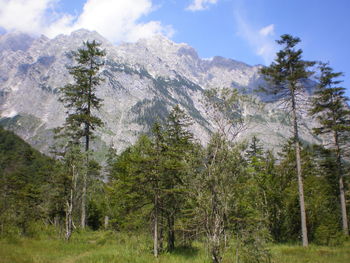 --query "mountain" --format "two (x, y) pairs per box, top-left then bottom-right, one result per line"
(0, 29), (321, 156)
